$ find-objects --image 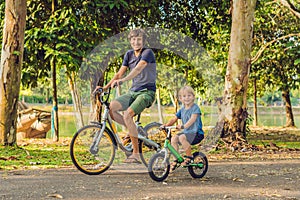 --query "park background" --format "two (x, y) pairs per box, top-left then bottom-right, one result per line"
(0, 0), (300, 167)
